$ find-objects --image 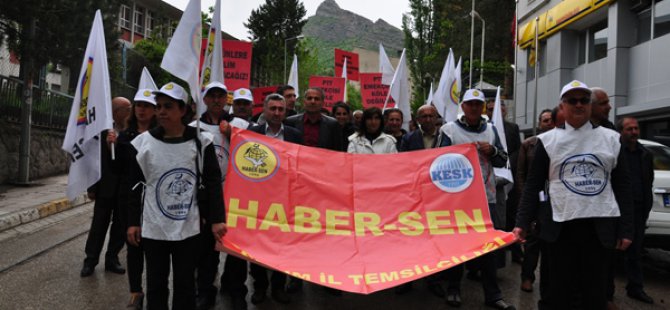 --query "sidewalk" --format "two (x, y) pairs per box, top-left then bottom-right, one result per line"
(0, 175), (90, 232)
